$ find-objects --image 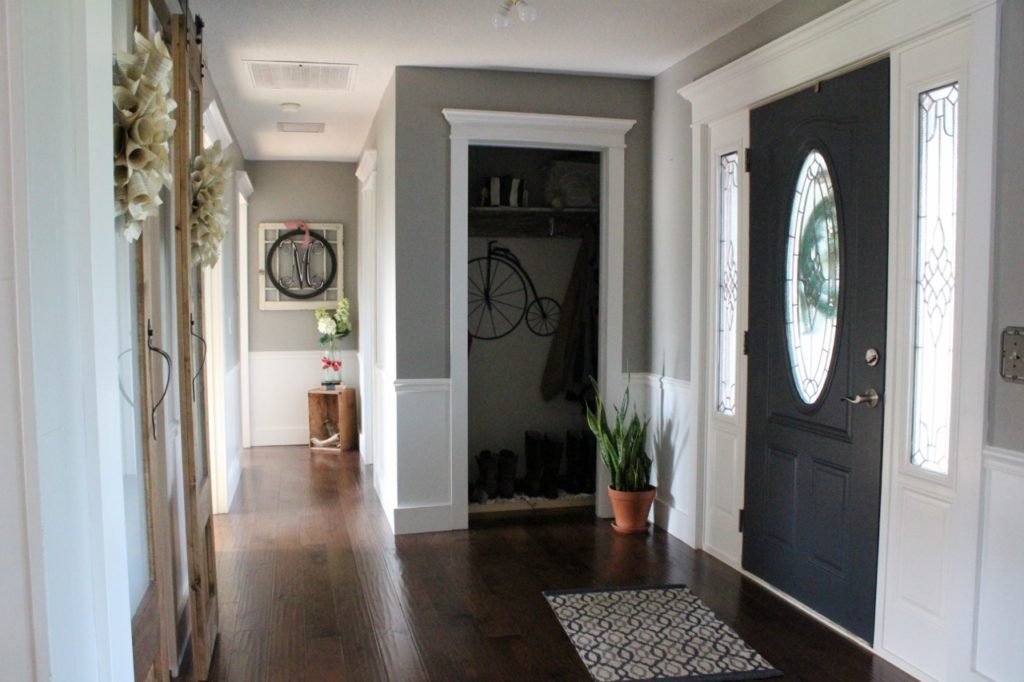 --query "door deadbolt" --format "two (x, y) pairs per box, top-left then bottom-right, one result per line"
(865, 348), (880, 367)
